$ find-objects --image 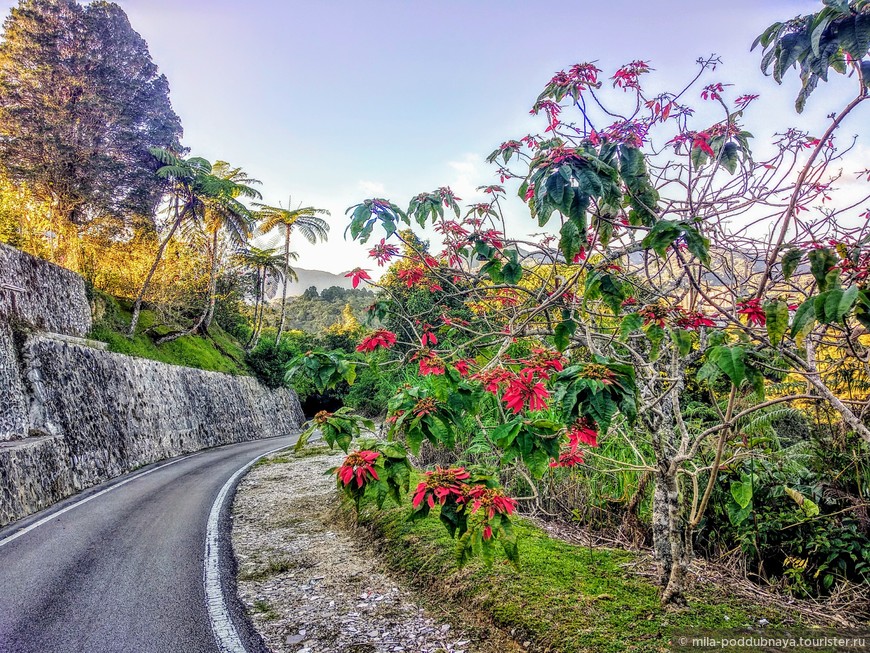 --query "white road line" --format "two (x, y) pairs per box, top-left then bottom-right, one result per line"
(204, 444), (291, 653)
(0, 455), (190, 549)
